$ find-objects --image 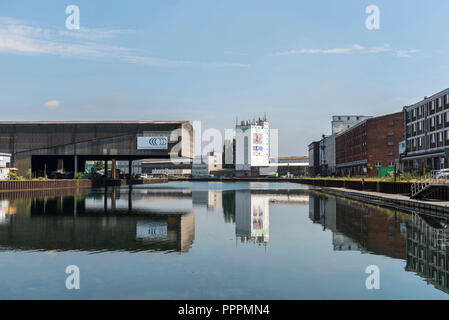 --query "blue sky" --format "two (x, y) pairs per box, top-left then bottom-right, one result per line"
(1, 0), (449, 155)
